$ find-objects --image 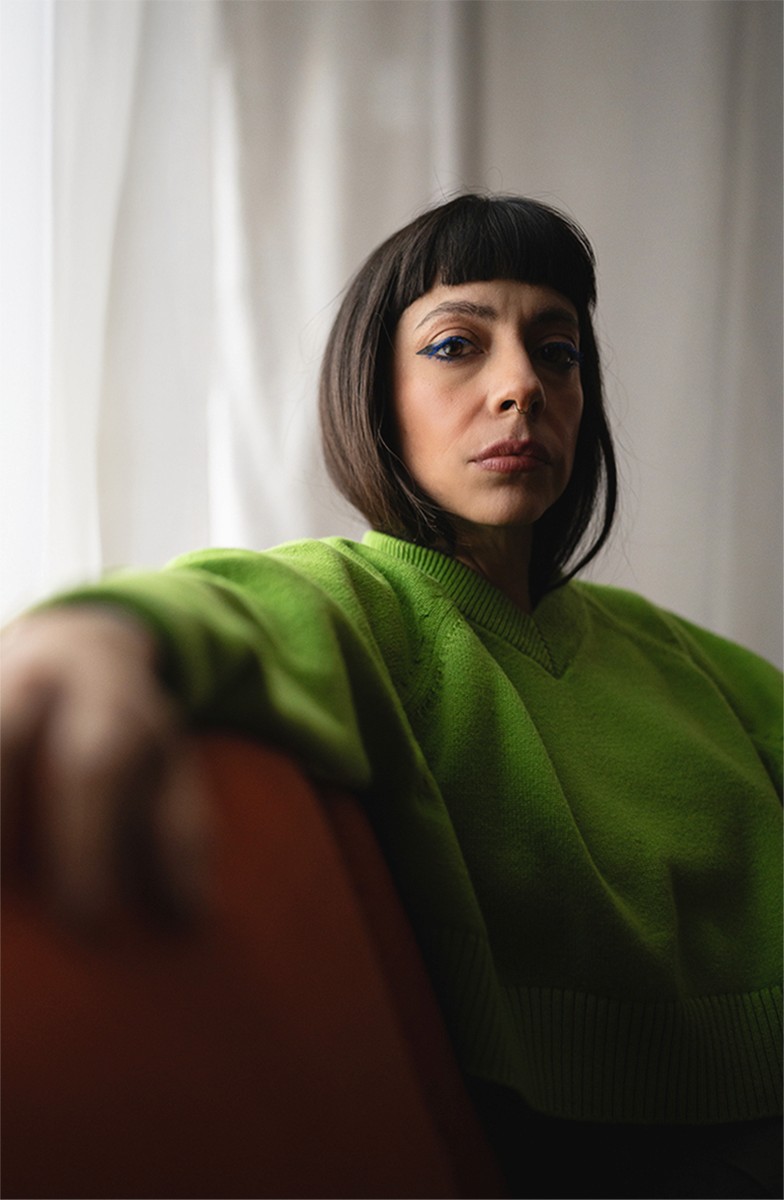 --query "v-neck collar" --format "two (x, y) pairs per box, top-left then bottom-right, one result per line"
(362, 532), (586, 677)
